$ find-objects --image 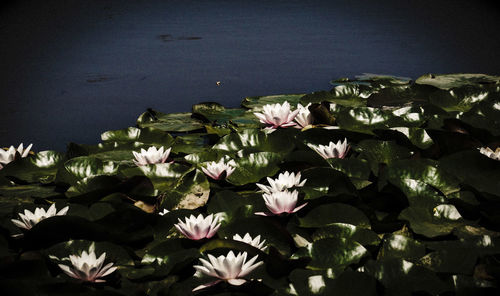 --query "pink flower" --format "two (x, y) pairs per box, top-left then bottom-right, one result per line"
(255, 189), (307, 216)
(253, 101), (300, 129)
(132, 146), (171, 166)
(11, 204), (69, 230)
(307, 138), (350, 159)
(256, 171), (306, 194)
(193, 251), (263, 291)
(57, 245), (117, 283)
(201, 159), (236, 180)
(0, 143), (32, 170)
(175, 214), (221, 240)
(294, 103), (313, 129)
